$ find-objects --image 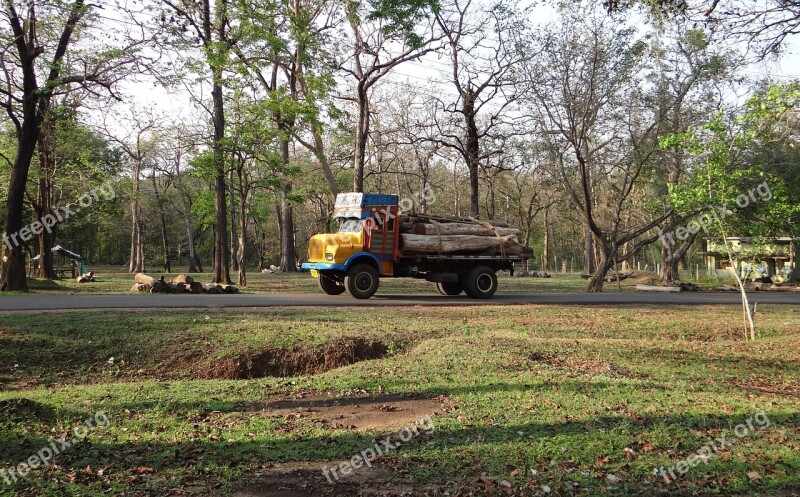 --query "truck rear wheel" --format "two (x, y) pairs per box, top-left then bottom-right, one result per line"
(318, 273), (345, 295)
(436, 281), (463, 296)
(463, 266), (498, 299)
(345, 264), (379, 299)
